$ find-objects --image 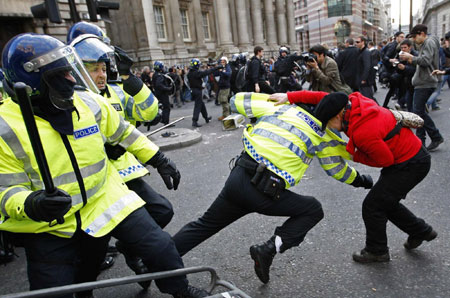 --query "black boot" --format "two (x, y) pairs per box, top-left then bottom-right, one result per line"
(352, 248), (390, 263)
(192, 121), (202, 127)
(249, 236), (276, 284)
(205, 116), (212, 123)
(172, 285), (209, 298)
(99, 255), (115, 271)
(404, 229), (438, 250)
(115, 241), (151, 290)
